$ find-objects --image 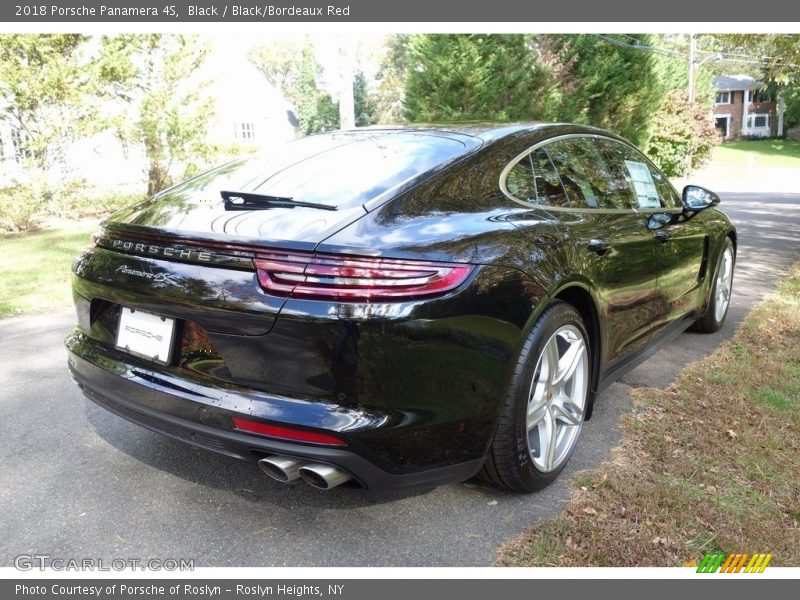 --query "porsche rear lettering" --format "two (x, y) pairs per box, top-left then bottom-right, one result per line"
(110, 239), (212, 263)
